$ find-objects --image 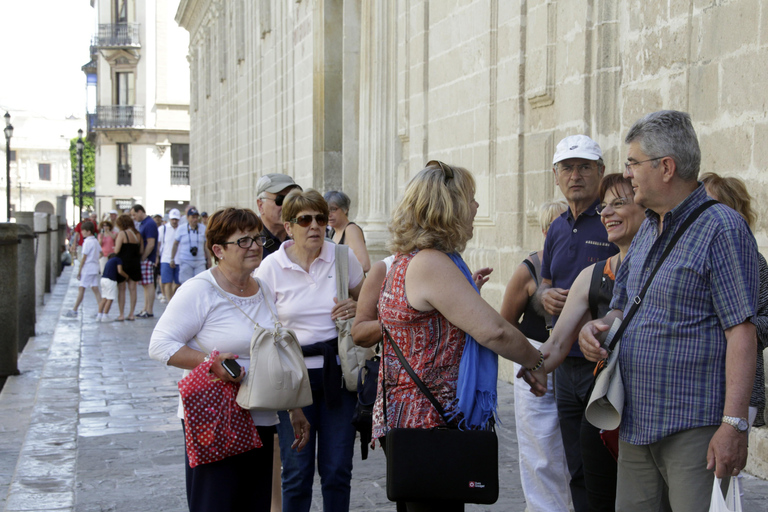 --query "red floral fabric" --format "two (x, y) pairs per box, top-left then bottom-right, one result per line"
(179, 351), (262, 467)
(372, 251), (466, 441)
